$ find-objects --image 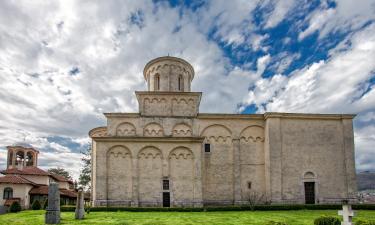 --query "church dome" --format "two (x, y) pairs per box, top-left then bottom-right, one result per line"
(143, 56), (194, 92)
